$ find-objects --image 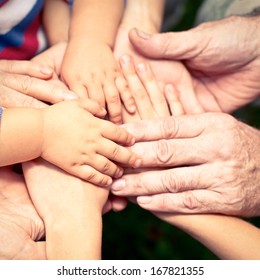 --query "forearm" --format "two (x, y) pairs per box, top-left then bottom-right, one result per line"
(163, 214), (260, 260)
(70, 0), (124, 47)
(43, 0), (70, 45)
(23, 159), (108, 260)
(121, 0), (165, 33)
(0, 108), (42, 166)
